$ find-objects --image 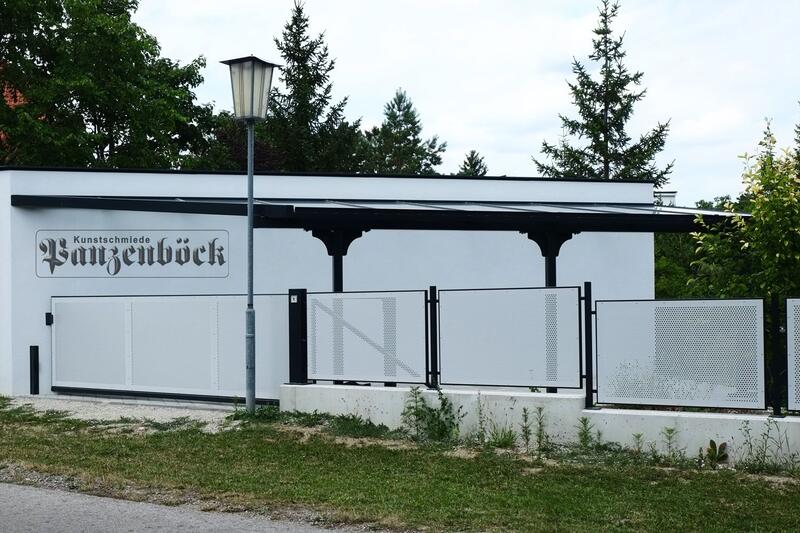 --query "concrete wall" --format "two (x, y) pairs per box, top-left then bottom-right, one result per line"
(281, 384), (800, 461)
